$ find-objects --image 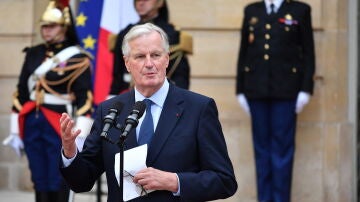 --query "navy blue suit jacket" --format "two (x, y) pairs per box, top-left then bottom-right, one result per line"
(60, 84), (237, 202)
